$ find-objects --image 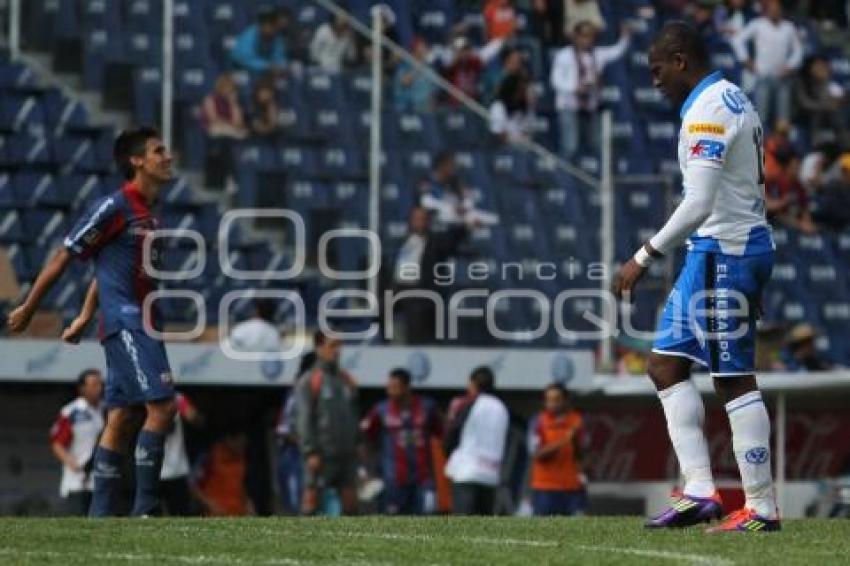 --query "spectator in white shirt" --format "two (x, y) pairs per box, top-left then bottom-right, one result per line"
(550, 20), (630, 161)
(49, 369), (104, 515)
(228, 299), (282, 355)
(443, 366), (509, 515)
(731, 0), (803, 130)
(309, 13), (358, 73)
